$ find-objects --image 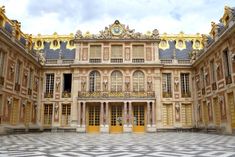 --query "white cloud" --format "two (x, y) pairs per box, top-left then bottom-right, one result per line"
(0, 0), (235, 35)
